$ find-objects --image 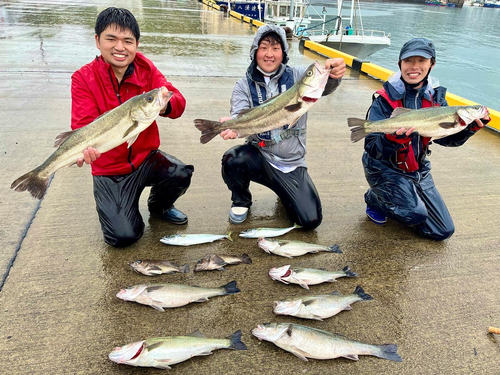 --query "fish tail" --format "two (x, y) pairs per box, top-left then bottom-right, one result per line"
(293, 223), (303, 229)
(227, 231), (233, 242)
(240, 253), (252, 264)
(222, 280), (240, 295)
(374, 344), (402, 362)
(327, 244), (342, 254)
(194, 119), (222, 144)
(347, 118), (368, 143)
(354, 285), (373, 301)
(10, 167), (49, 199)
(228, 330), (247, 350)
(342, 265), (358, 277)
(179, 264), (190, 273)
